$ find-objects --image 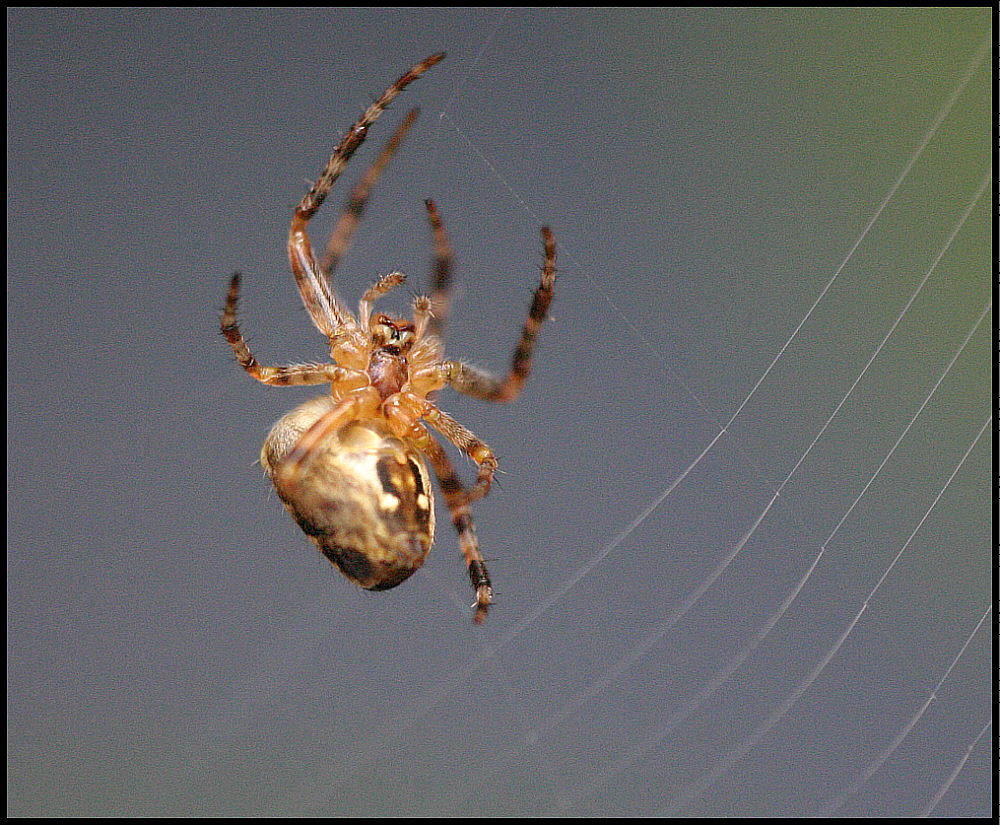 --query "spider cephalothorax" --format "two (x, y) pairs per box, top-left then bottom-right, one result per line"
(367, 312), (421, 398)
(221, 53), (556, 623)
